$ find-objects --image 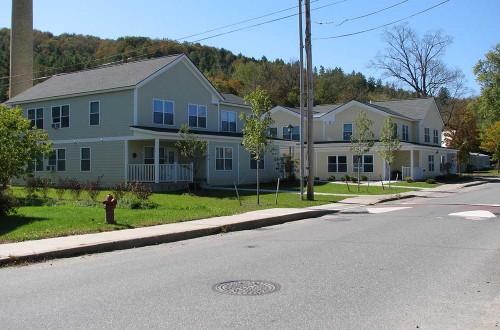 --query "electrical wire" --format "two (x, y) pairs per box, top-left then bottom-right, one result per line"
(313, 0), (408, 26)
(314, 0), (450, 40)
